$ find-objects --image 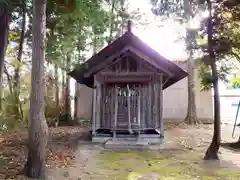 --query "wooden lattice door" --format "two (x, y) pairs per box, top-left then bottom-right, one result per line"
(102, 83), (141, 131)
(116, 84), (140, 130)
